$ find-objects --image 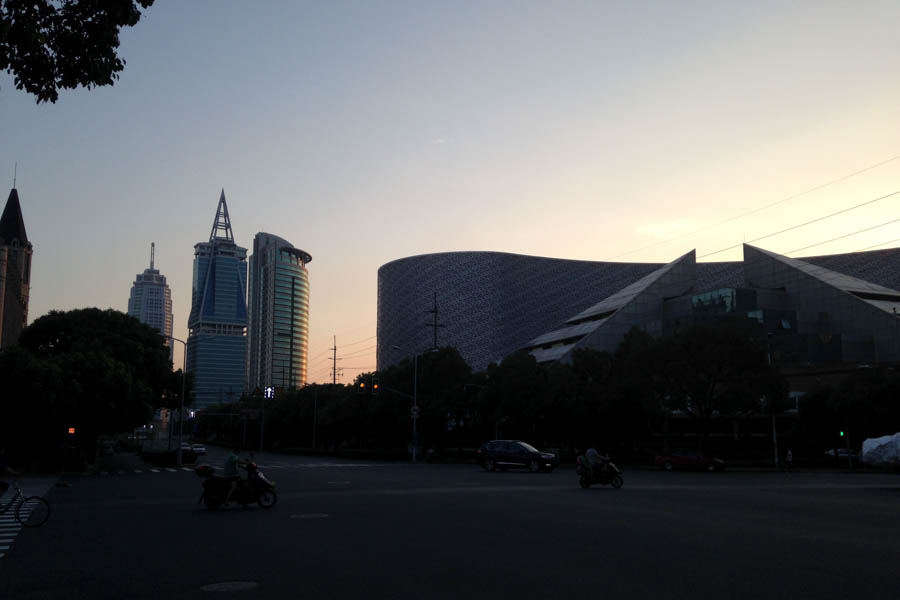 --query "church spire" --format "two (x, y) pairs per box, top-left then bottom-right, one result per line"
(209, 189), (234, 243)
